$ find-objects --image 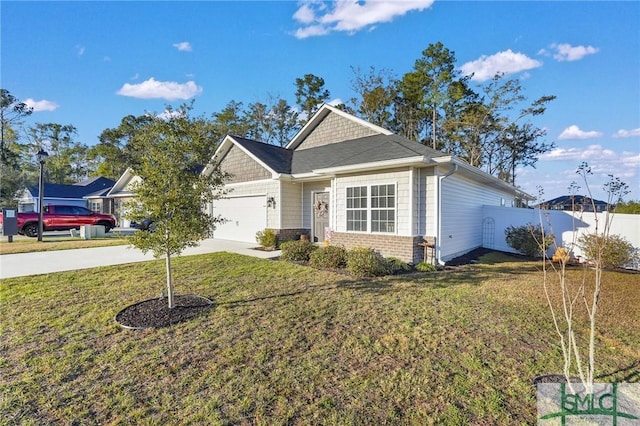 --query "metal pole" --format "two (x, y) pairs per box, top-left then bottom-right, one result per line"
(38, 160), (45, 241)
